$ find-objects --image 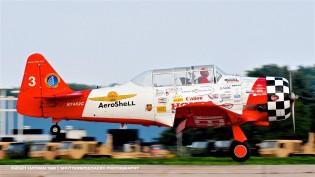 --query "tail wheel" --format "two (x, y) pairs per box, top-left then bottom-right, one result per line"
(230, 141), (250, 162)
(50, 124), (61, 135)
